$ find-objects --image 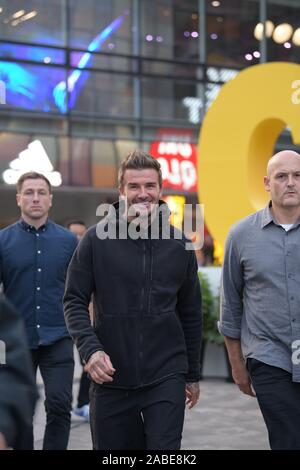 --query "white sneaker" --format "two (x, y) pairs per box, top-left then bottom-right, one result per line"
(73, 404), (90, 422)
